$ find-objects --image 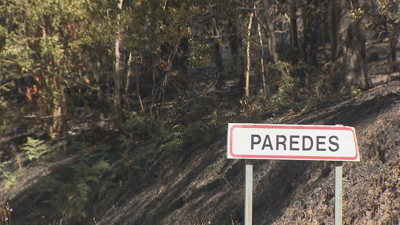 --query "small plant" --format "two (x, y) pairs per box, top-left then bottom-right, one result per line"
(230, 214), (240, 225)
(67, 139), (87, 153)
(189, 215), (212, 225)
(0, 202), (12, 225)
(98, 181), (120, 201)
(37, 159), (110, 223)
(340, 85), (362, 98)
(269, 76), (298, 110)
(2, 171), (17, 190)
(0, 162), (6, 172)
(22, 137), (51, 161)
(158, 138), (183, 152)
(200, 157), (231, 184)
(315, 61), (347, 101)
